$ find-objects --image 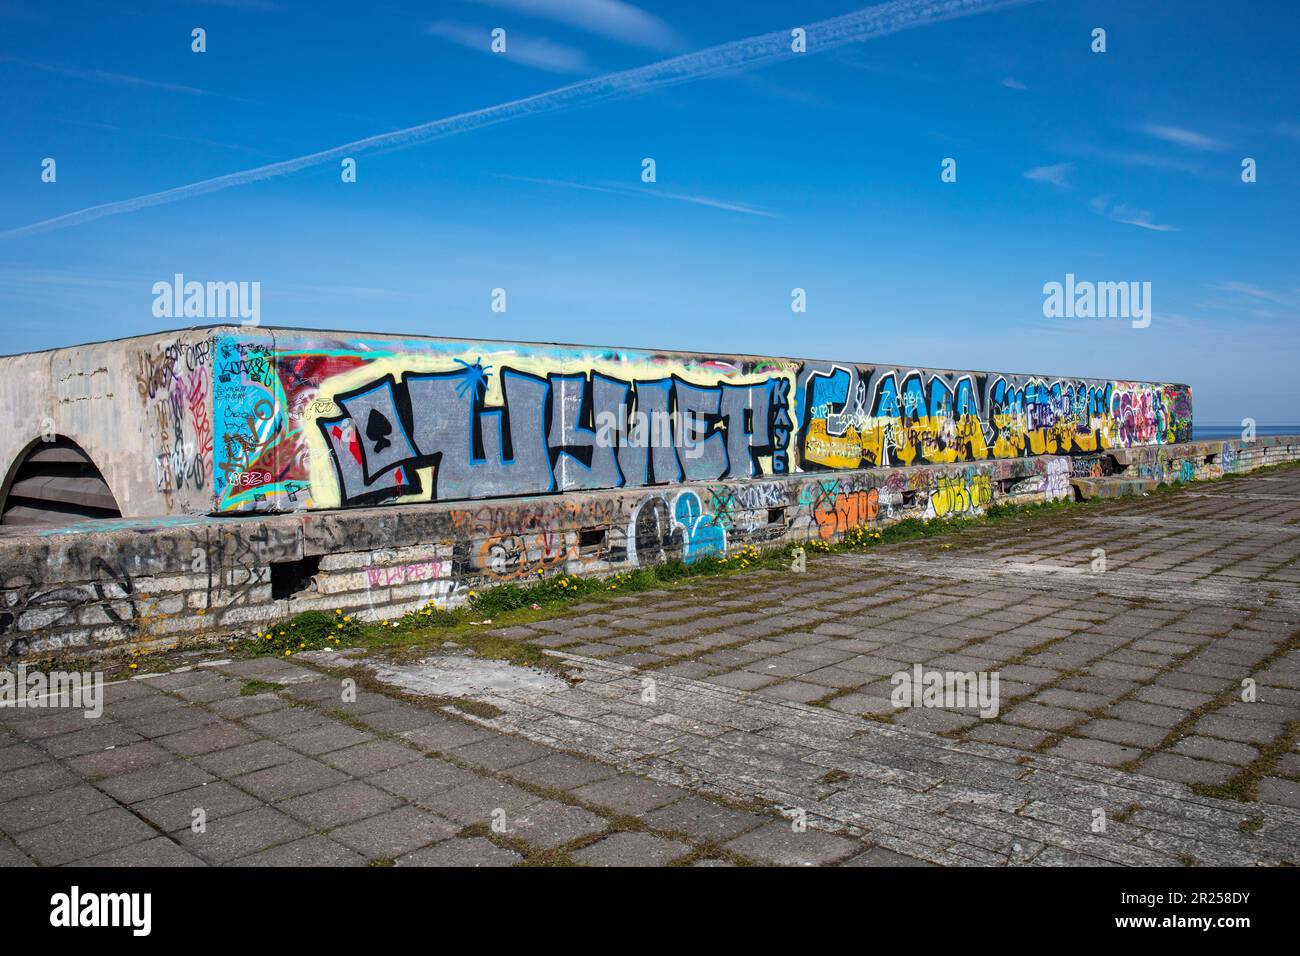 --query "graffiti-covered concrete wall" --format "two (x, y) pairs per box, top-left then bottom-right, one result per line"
(0, 326), (1191, 521)
(207, 326), (1192, 516)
